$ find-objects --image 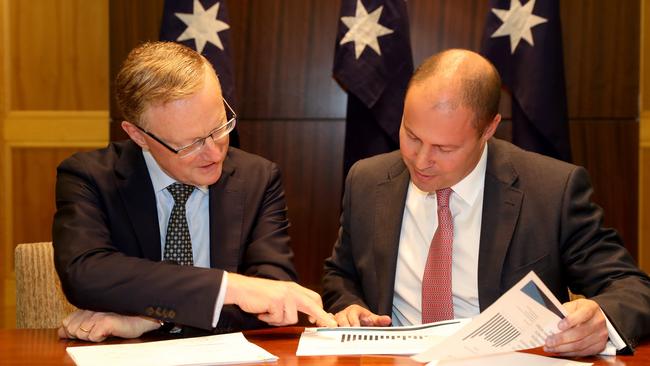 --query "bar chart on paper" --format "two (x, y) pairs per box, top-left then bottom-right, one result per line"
(462, 313), (522, 348)
(296, 319), (469, 356)
(340, 332), (429, 343)
(412, 271), (569, 363)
